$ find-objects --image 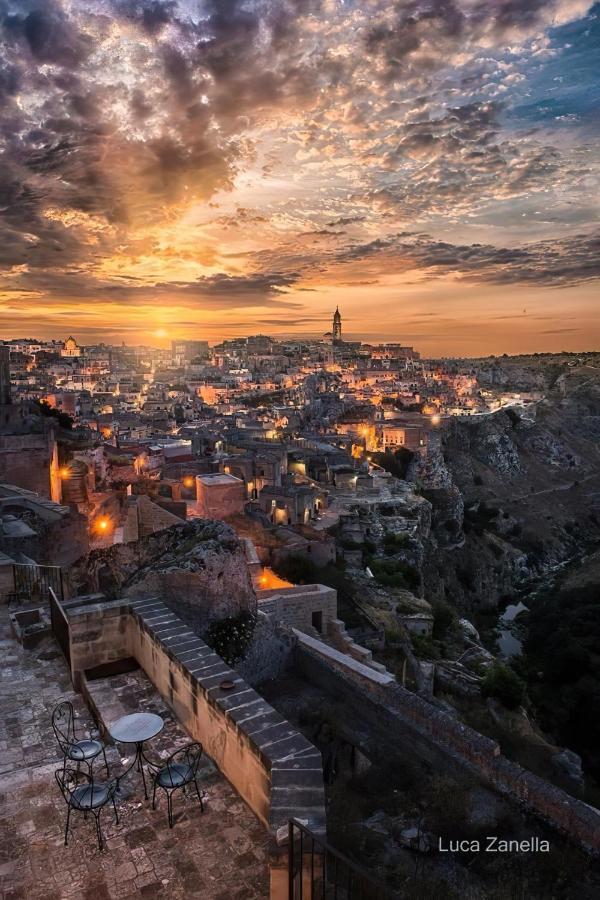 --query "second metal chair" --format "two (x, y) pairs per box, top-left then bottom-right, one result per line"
(148, 742), (205, 828)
